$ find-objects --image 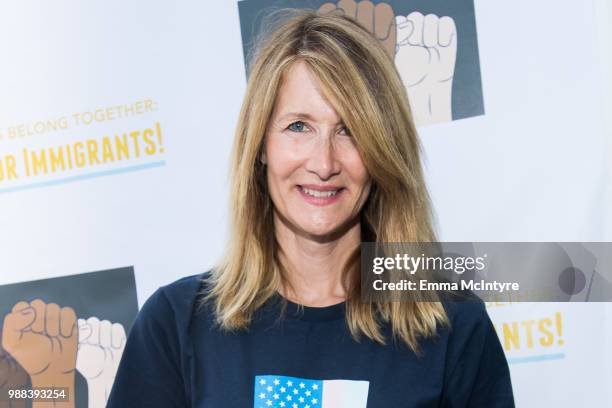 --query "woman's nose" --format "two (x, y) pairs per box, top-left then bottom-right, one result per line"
(304, 134), (340, 180)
